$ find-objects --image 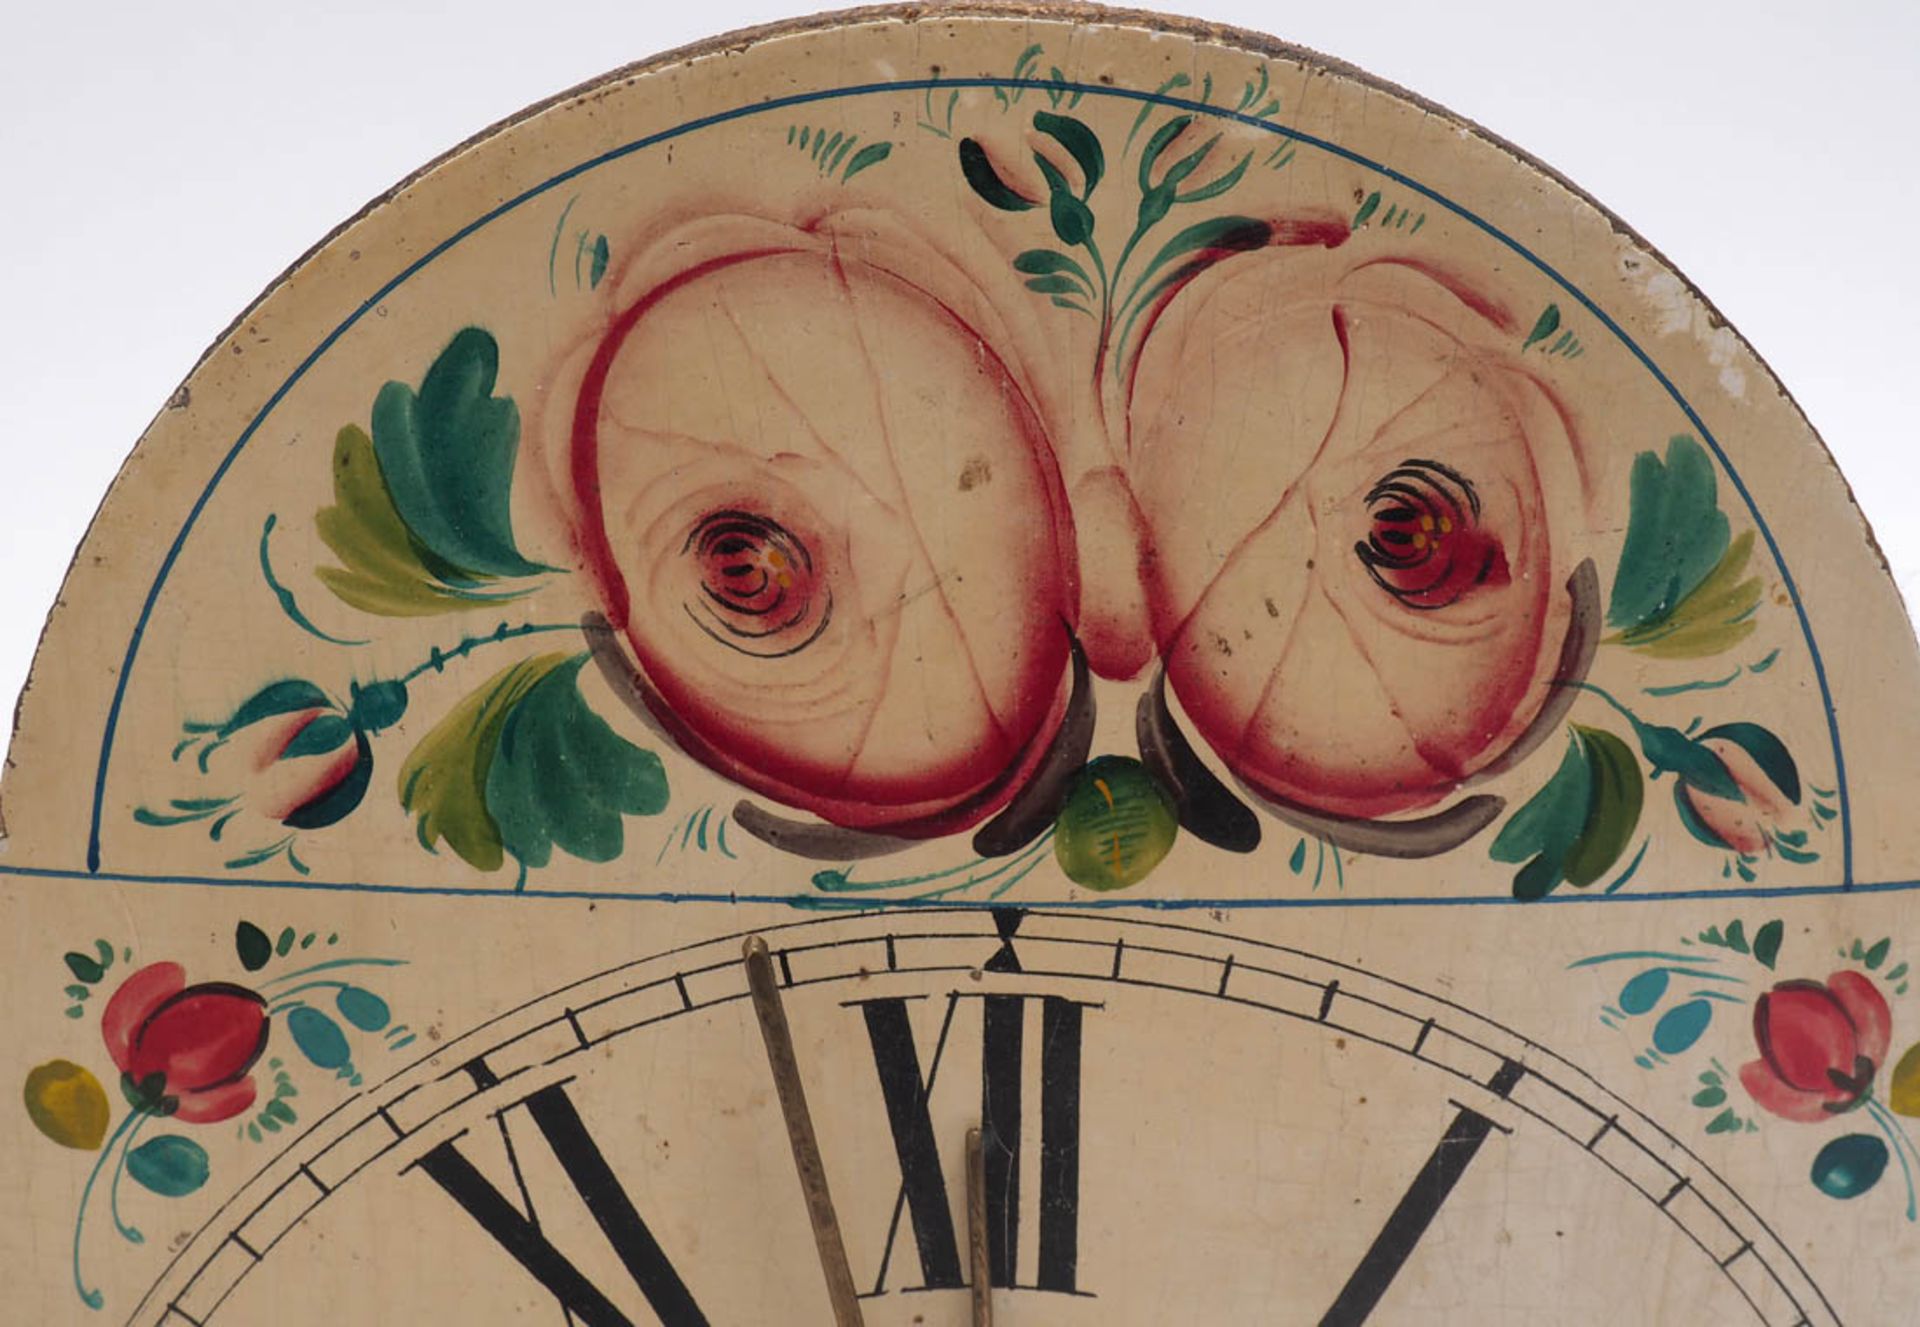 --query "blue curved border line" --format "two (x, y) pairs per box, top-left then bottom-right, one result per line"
(81, 77), (1853, 887)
